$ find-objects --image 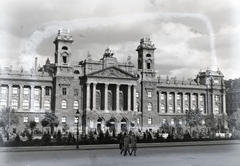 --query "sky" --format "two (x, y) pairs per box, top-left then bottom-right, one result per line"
(0, 0), (240, 80)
